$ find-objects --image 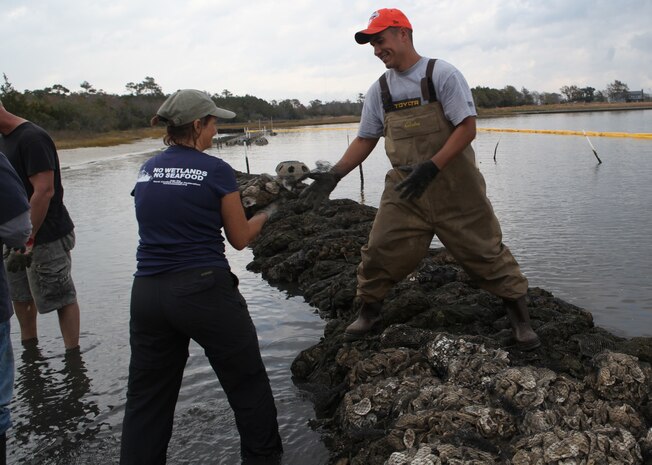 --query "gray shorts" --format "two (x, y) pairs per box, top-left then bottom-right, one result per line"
(5, 231), (77, 314)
